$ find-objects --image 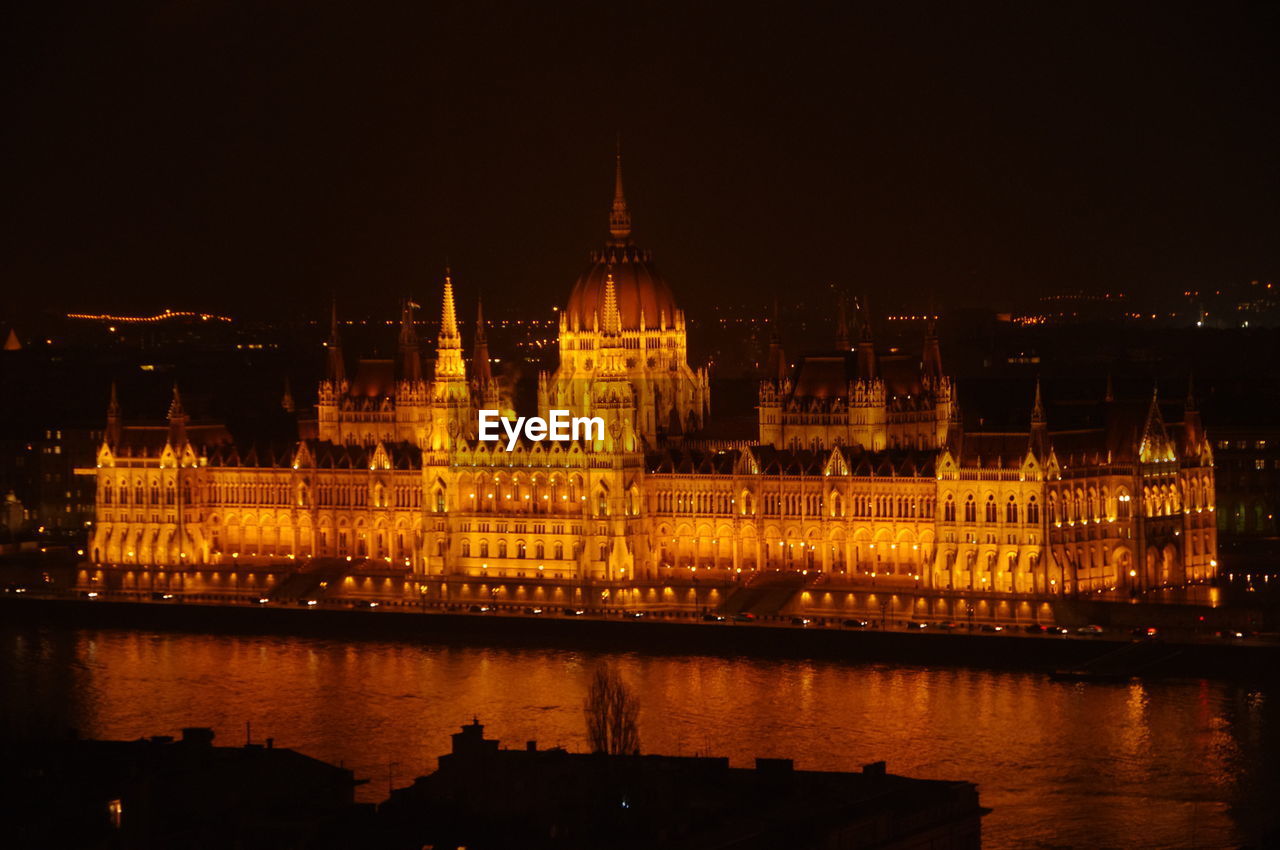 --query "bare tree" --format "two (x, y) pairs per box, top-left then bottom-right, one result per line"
(583, 664), (640, 755)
